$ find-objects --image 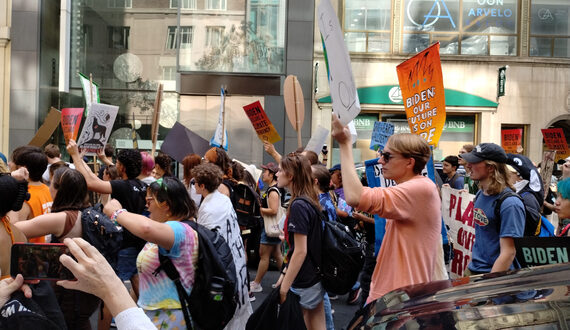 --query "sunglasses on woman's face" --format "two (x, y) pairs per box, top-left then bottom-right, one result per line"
(379, 150), (397, 163)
